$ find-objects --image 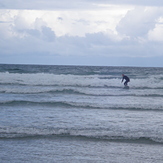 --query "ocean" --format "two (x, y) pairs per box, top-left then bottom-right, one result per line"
(0, 64), (163, 163)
